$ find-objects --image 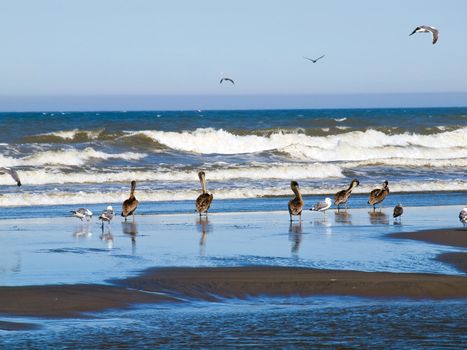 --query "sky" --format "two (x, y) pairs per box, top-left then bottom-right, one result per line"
(0, 0), (466, 110)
